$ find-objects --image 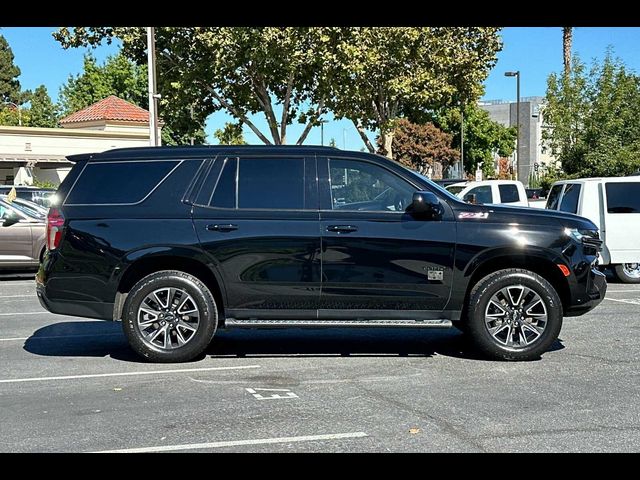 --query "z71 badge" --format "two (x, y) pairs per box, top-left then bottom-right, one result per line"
(425, 267), (445, 281)
(458, 212), (490, 219)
